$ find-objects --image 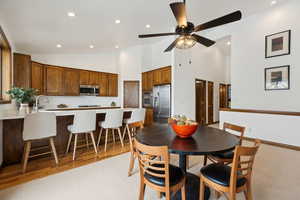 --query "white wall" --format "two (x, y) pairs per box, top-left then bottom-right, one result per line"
(205, 0), (300, 112)
(118, 45), (143, 108)
(172, 42), (230, 121)
(220, 111), (300, 147)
